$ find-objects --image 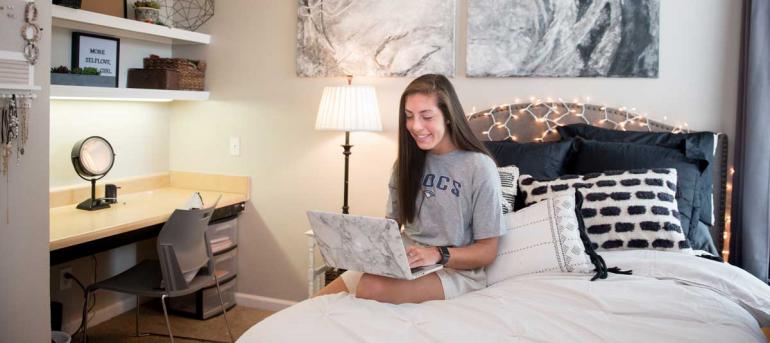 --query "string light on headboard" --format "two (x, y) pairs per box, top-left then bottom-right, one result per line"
(469, 97), (691, 143)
